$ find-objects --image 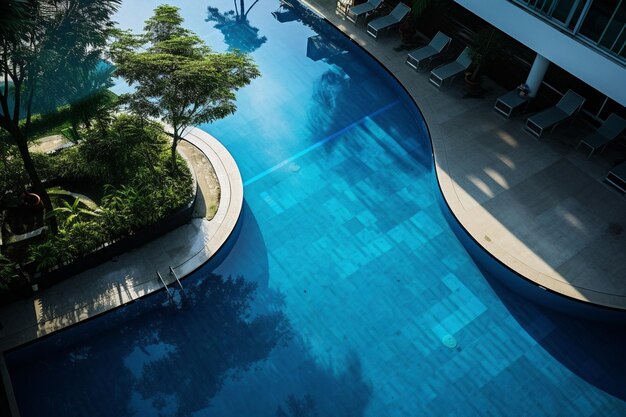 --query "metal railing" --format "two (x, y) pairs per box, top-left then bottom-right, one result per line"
(156, 271), (174, 302)
(169, 266), (186, 297)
